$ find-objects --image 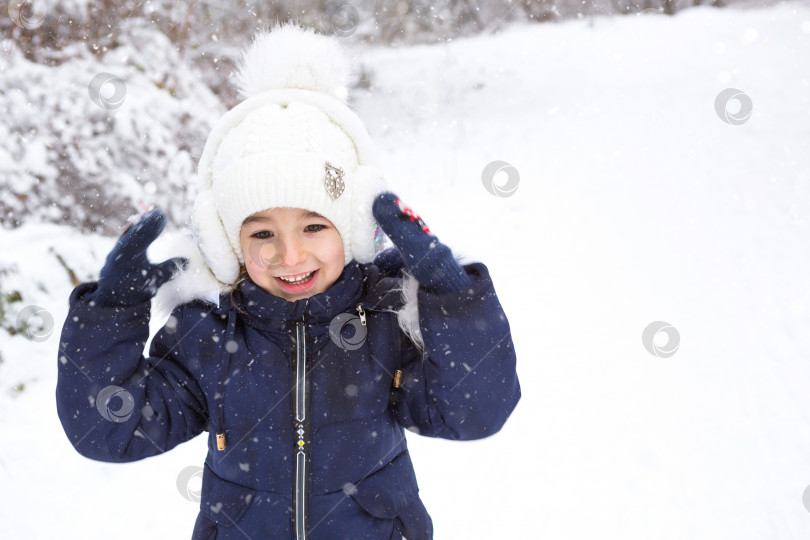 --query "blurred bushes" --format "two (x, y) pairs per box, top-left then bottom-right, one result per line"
(0, 0), (734, 235)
